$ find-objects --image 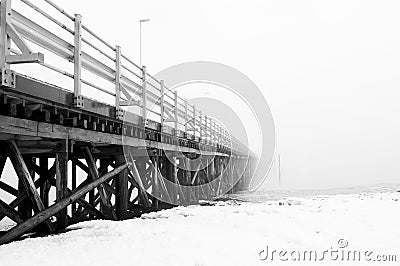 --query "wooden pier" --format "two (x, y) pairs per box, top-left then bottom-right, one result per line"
(0, 0), (254, 245)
